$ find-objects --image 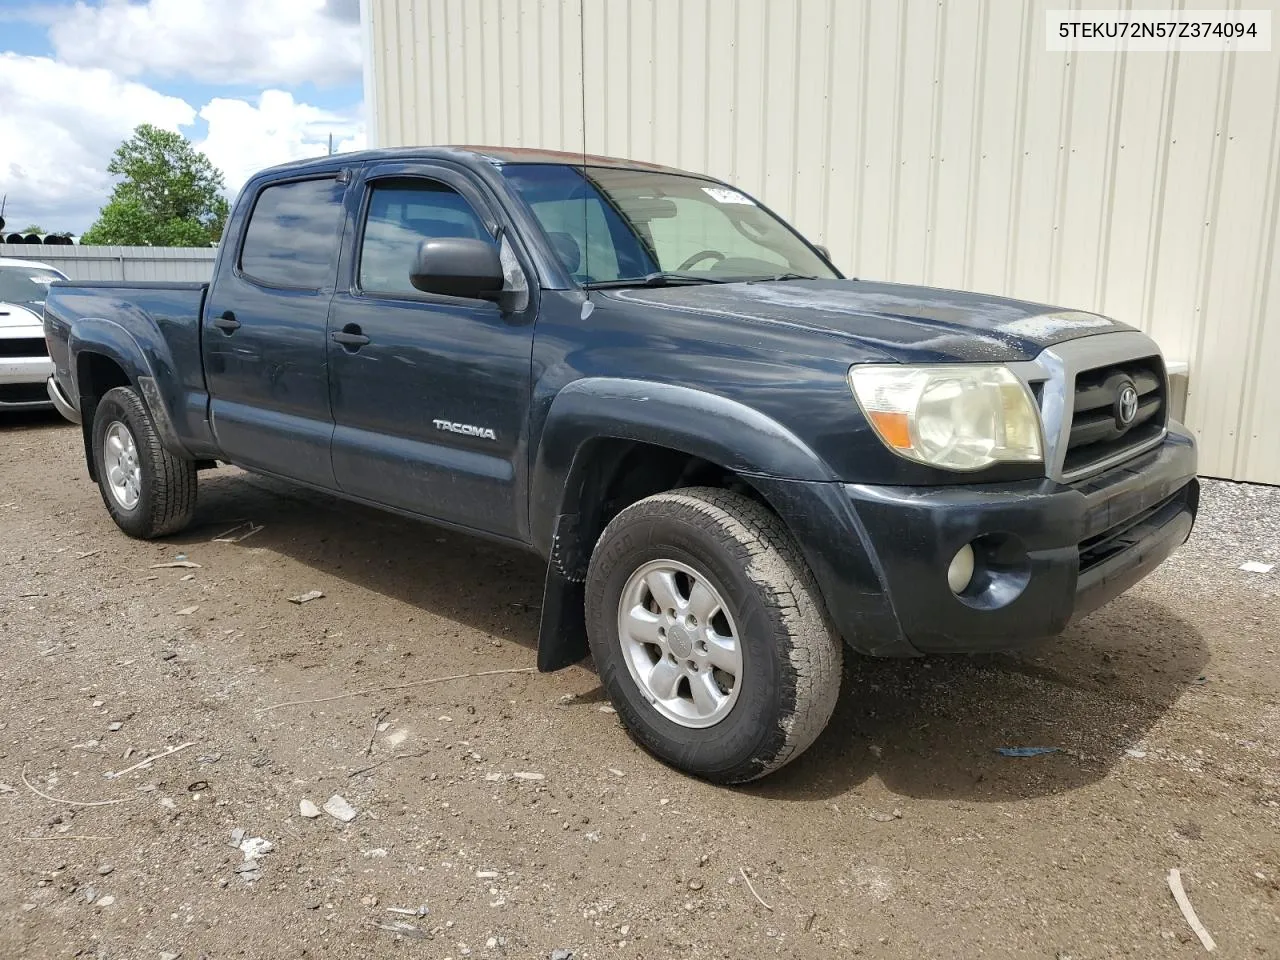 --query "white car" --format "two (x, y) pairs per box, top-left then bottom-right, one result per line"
(0, 257), (67, 411)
